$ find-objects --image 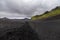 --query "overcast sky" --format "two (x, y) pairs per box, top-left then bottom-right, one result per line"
(0, 0), (60, 19)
